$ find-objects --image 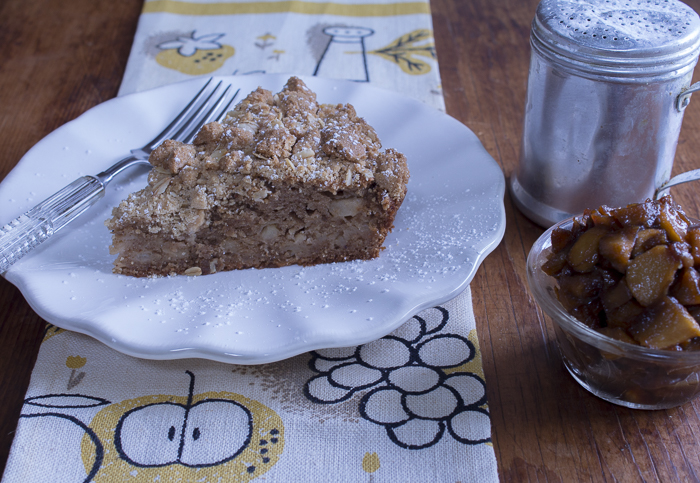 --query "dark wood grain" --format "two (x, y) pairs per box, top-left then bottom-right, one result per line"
(0, 0), (143, 475)
(3, 0), (700, 480)
(432, 0), (700, 481)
